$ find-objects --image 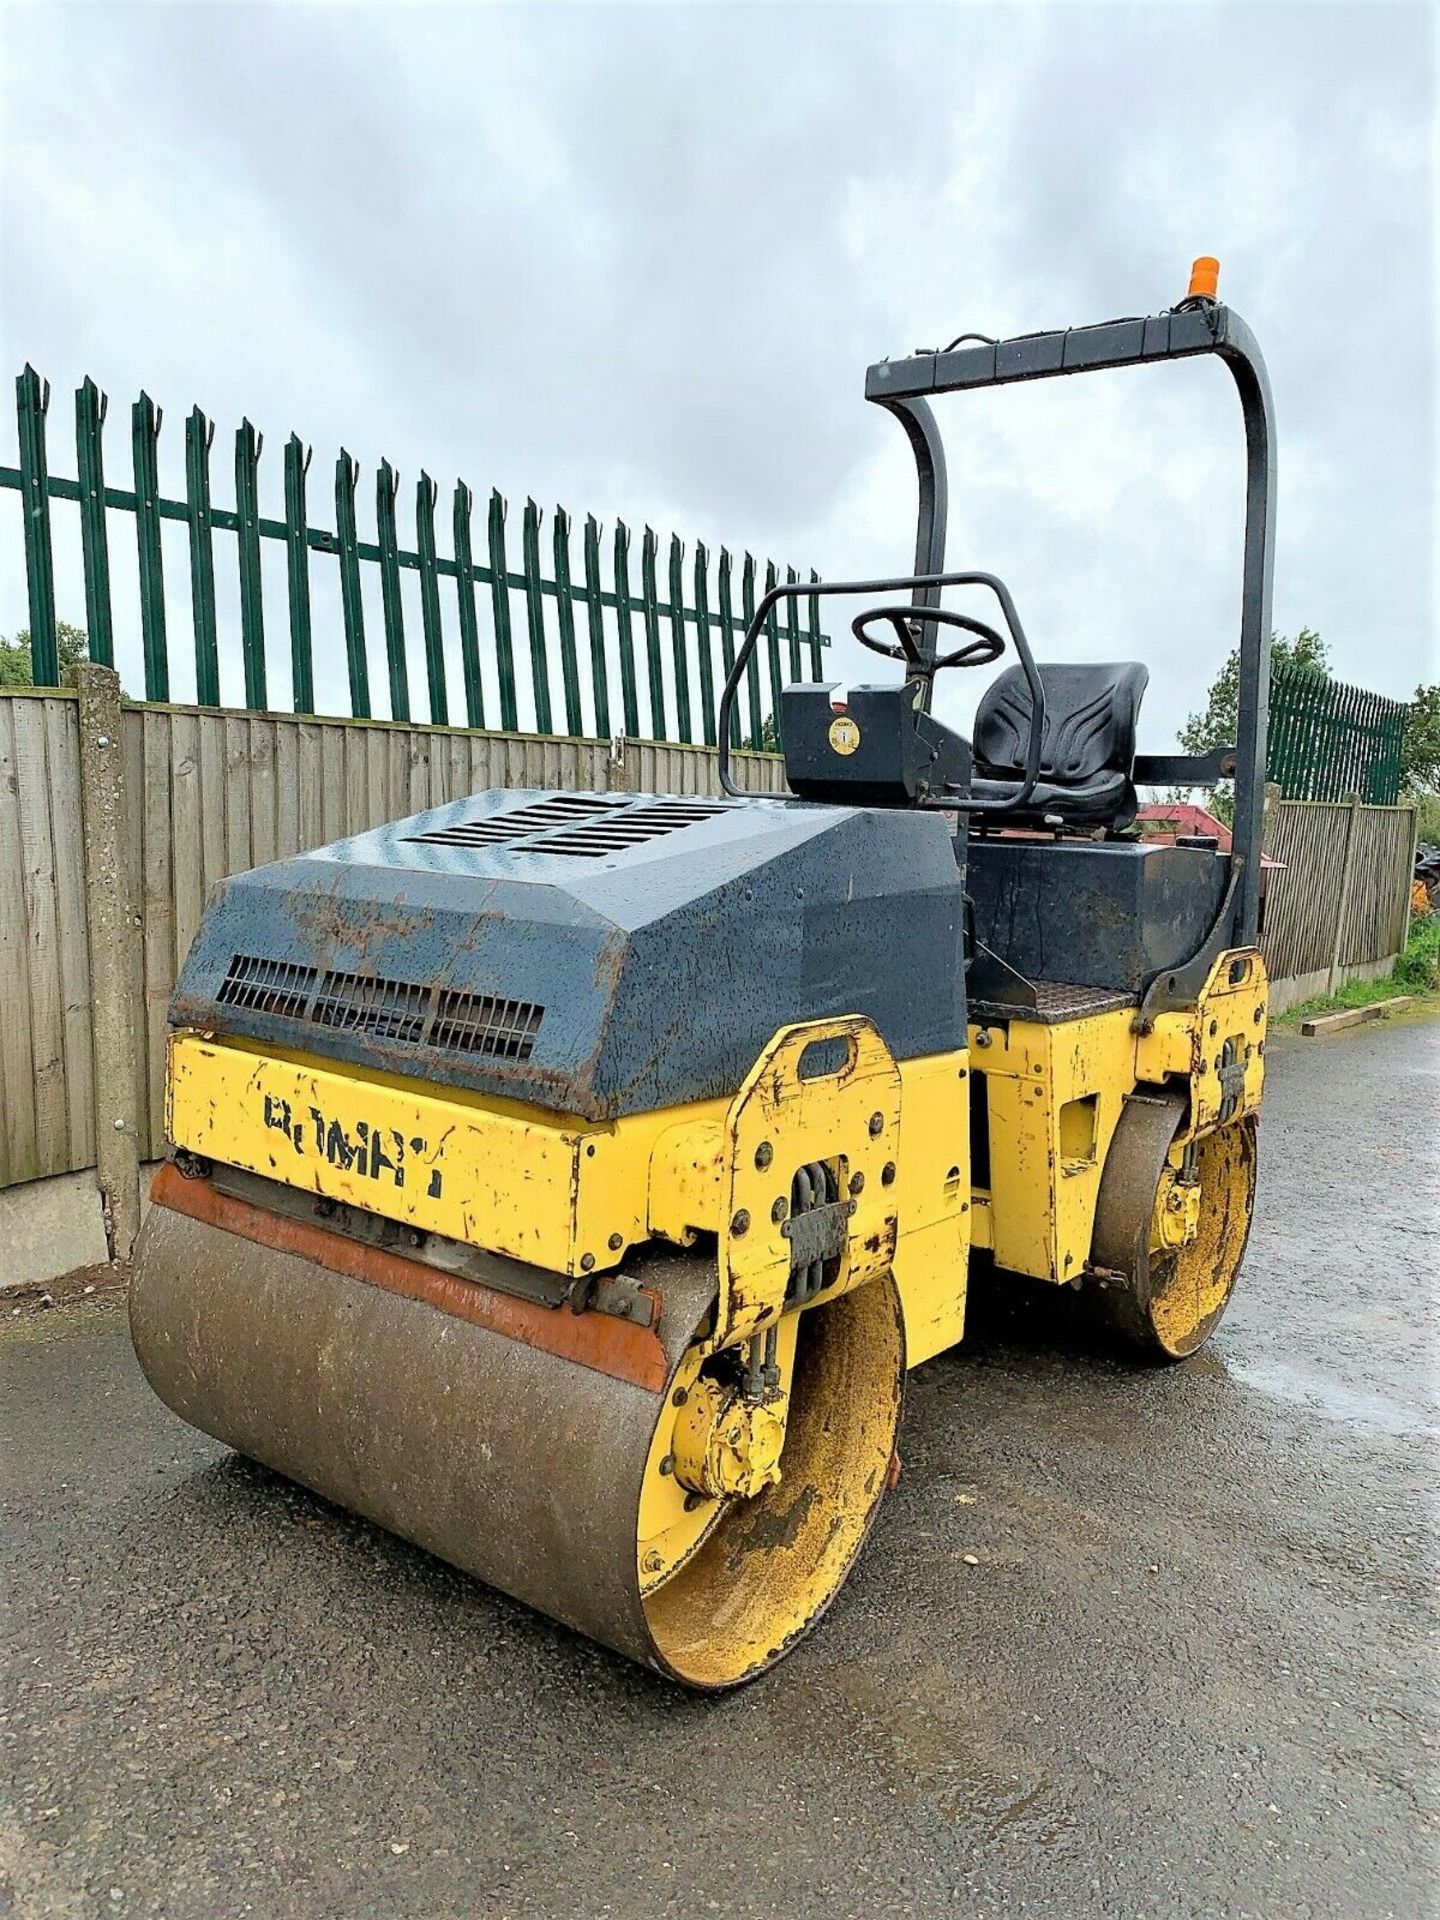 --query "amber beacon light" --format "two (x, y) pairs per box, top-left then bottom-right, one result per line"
(1187, 255), (1221, 300)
